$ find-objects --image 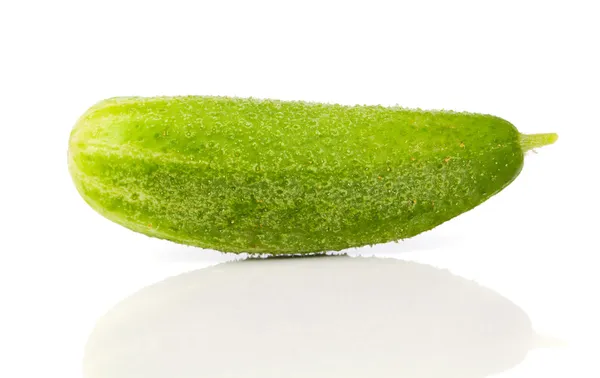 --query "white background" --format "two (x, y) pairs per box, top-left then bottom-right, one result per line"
(1, 1), (599, 377)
